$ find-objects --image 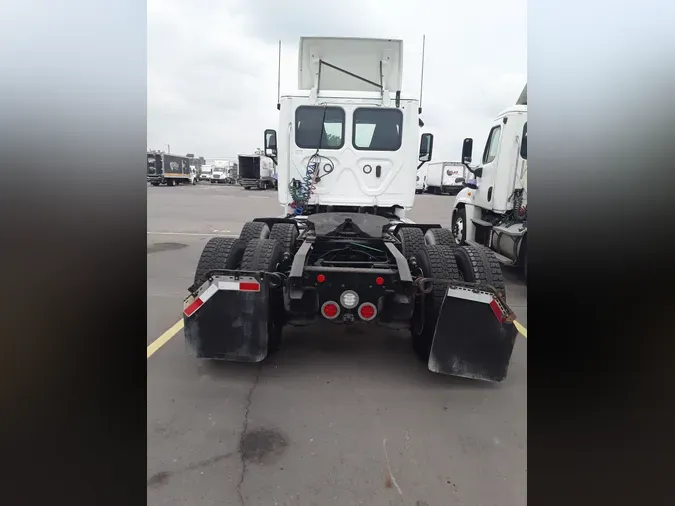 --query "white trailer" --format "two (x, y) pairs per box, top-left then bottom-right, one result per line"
(425, 161), (466, 195)
(183, 37), (520, 383)
(451, 84), (527, 279)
